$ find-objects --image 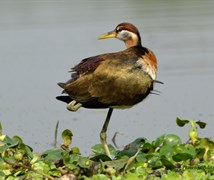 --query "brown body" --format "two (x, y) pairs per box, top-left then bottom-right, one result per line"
(57, 45), (157, 109)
